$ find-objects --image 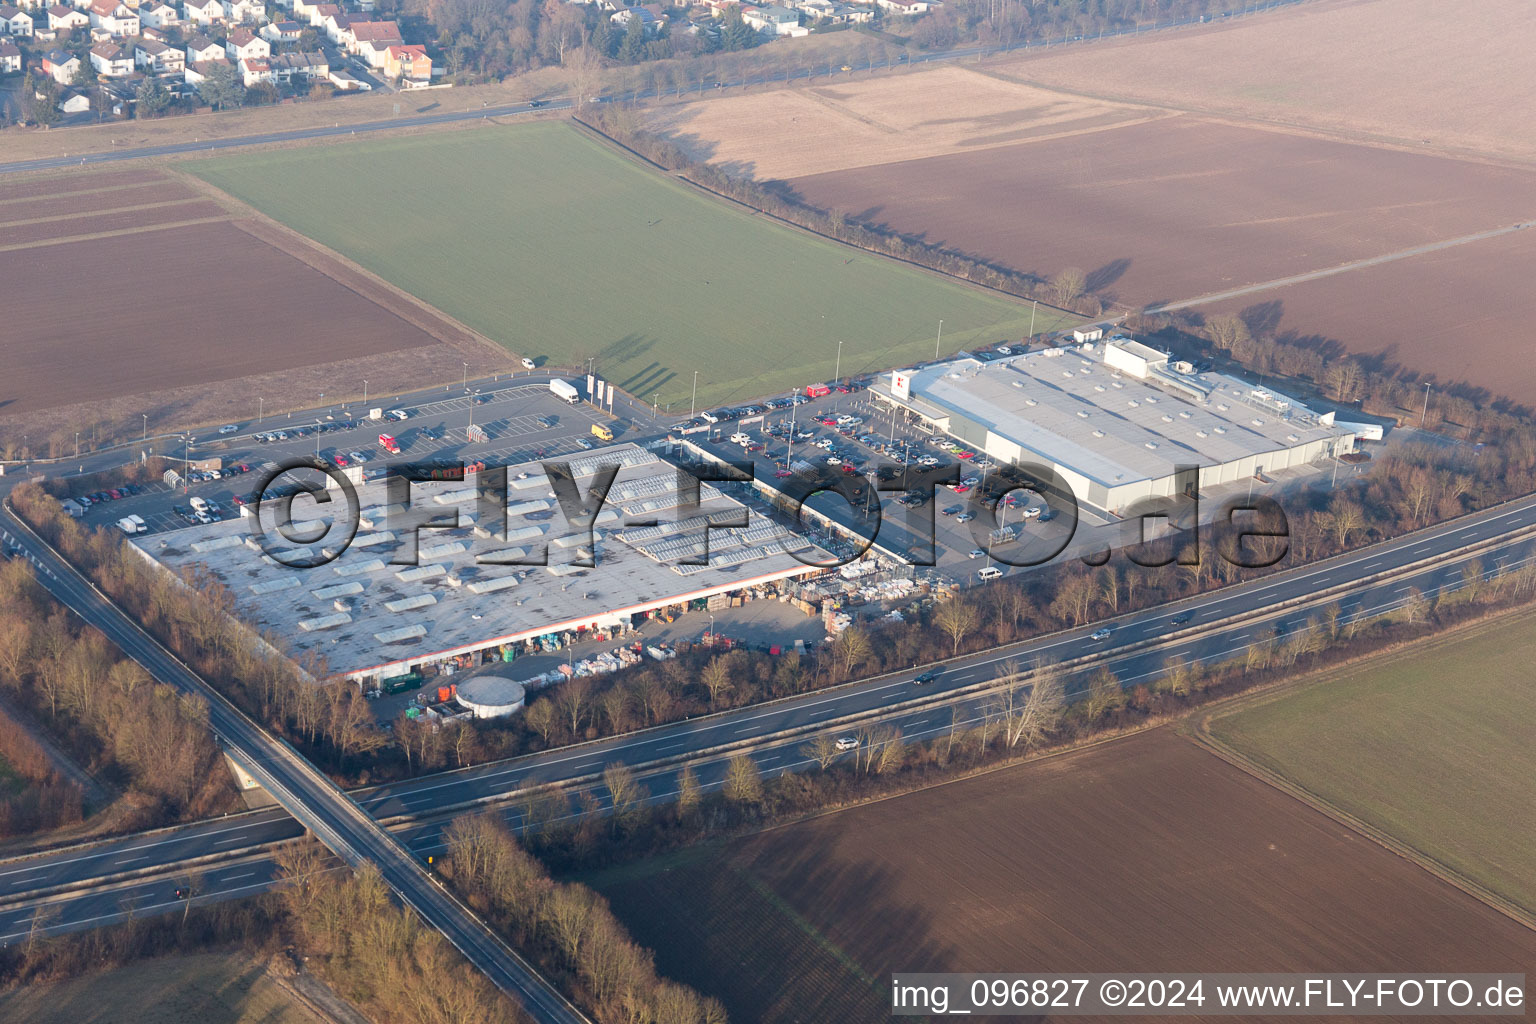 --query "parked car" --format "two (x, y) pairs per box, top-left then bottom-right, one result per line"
(521, 357), (536, 369)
